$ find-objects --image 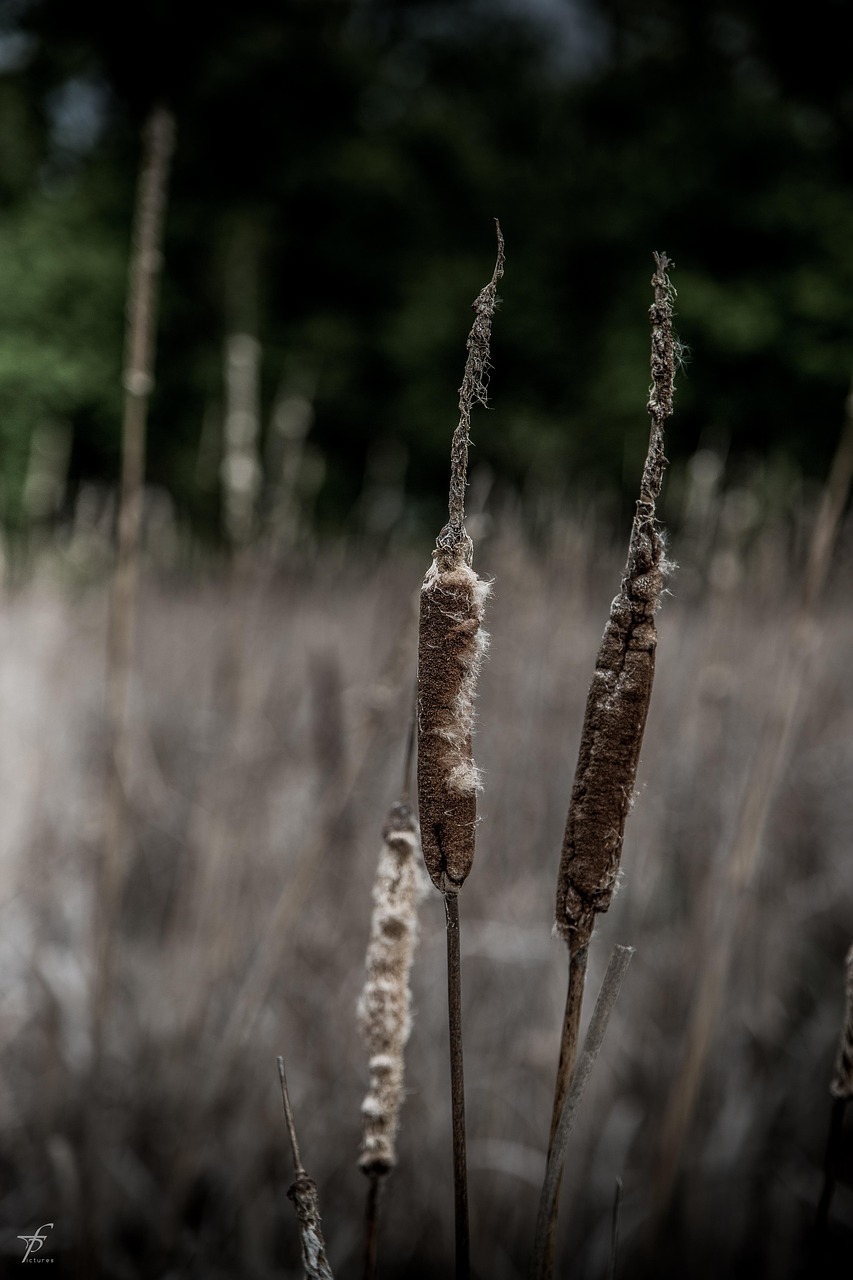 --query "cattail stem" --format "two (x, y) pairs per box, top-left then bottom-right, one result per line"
(277, 1055), (304, 1174)
(362, 1173), (381, 1280)
(445, 890), (470, 1280)
(532, 946), (635, 1280)
(541, 938), (589, 1274)
(548, 939), (590, 1149)
(608, 1177), (624, 1280)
